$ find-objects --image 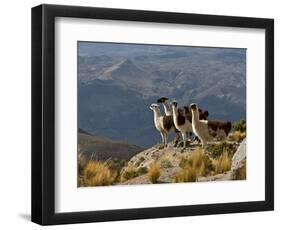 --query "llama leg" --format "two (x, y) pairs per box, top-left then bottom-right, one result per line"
(201, 139), (206, 148)
(160, 132), (164, 145)
(164, 133), (168, 147)
(182, 132), (187, 148)
(175, 131), (181, 146)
